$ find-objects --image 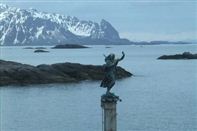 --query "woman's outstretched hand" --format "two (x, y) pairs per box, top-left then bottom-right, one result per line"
(118, 51), (125, 61)
(122, 51), (125, 56)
